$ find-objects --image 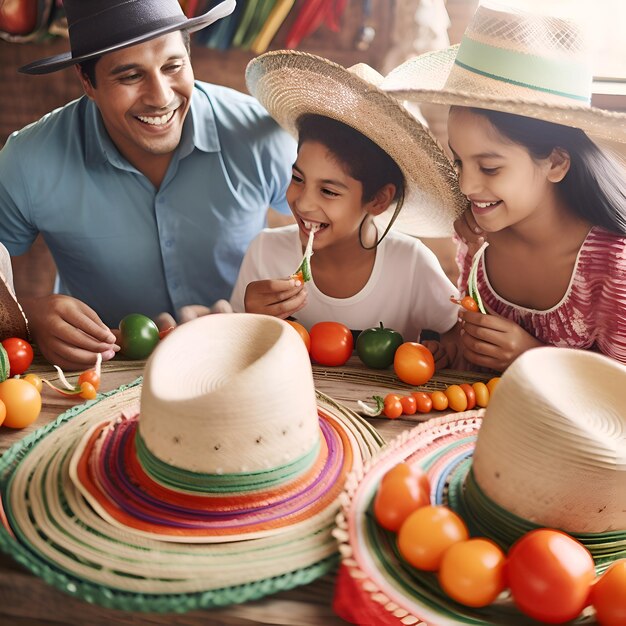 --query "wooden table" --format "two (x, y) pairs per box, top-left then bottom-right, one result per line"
(0, 357), (486, 625)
